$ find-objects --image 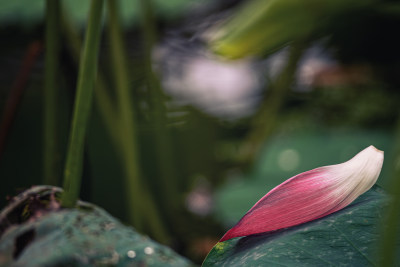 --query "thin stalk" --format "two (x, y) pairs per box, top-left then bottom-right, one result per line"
(379, 115), (400, 266)
(240, 43), (305, 165)
(61, 0), (104, 207)
(43, 0), (61, 186)
(138, 0), (179, 215)
(60, 10), (120, 143)
(106, 0), (142, 229)
(106, 0), (169, 242)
